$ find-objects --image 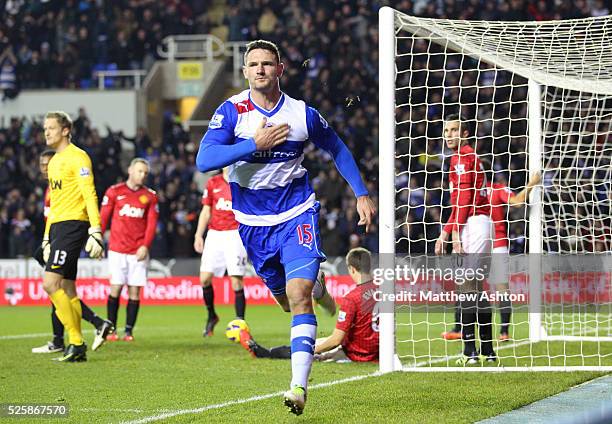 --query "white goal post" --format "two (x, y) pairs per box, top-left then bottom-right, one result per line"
(378, 6), (612, 372)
